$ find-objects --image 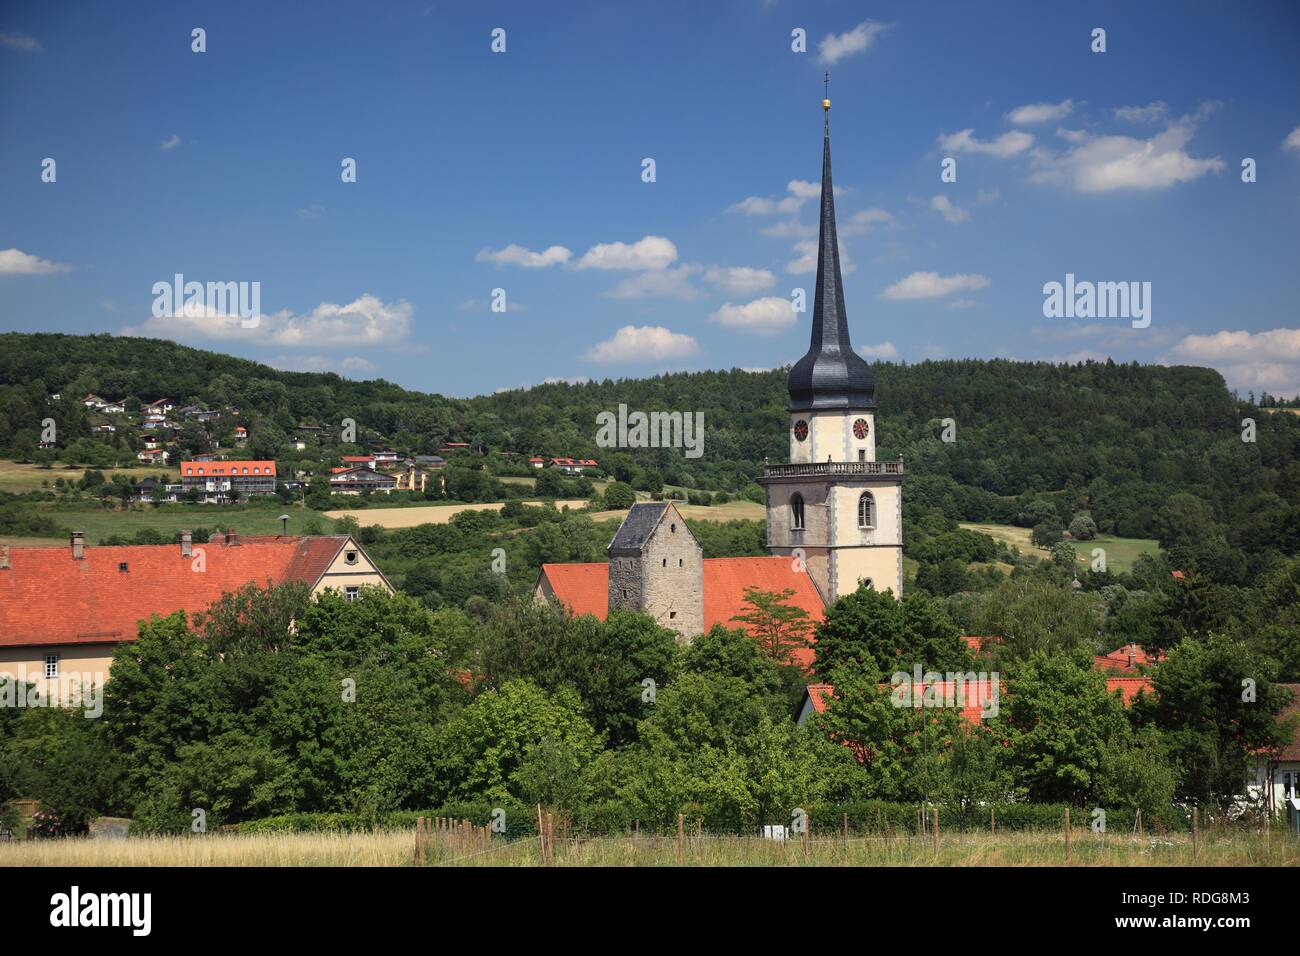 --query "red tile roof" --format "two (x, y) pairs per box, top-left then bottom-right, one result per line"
(539, 556), (825, 667)
(0, 536), (351, 648)
(180, 460), (276, 477)
(1093, 644), (1162, 673)
(1106, 676), (1154, 705)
